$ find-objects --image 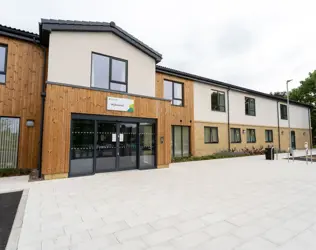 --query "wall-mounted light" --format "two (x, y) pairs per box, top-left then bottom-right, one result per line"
(303, 132), (306, 136)
(281, 131), (284, 135)
(242, 129), (246, 134)
(26, 120), (35, 127)
(160, 136), (164, 144)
